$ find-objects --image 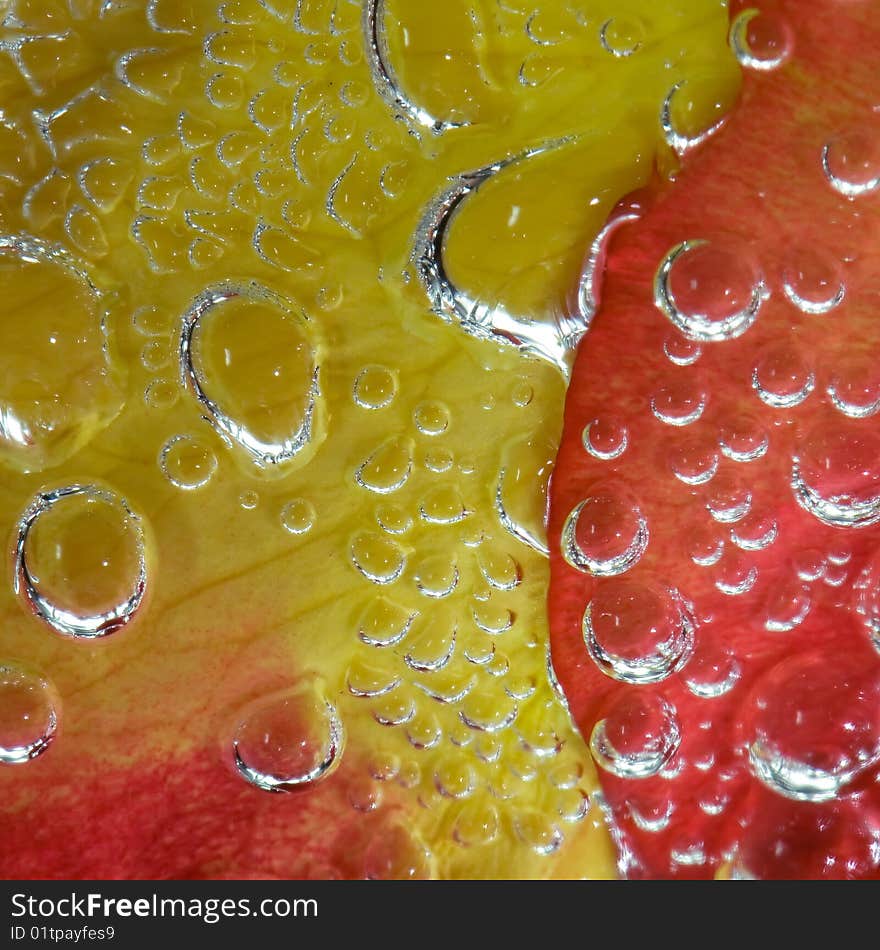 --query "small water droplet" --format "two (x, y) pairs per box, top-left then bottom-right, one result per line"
(353, 365), (396, 409)
(350, 532), (406, 585)
(764, 579), (812, 632)
(650, 378), (707, 426)
(599, 16), (645, 58)
(14, 484), (148, 639)
(823, 126), (880, 198)
(280, 498), (315, 535)
(160, 434), (218, 490)
(144, 377), (179, 410)
(683, 643), (741, 698)
(782, 249), (845, 314)
(664, 333), (702, 366)
(583, 416), (628, 460)
(453, 800), (499, 846)
(355, 437), (413, 495)
(752, 346), (815, 408)
(718, 415), (769, 462)
(232, 684), (344, 792)
(669, 434), (719, 485)
(0, 664), (59, 764)
(413, 401), (449, 436)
